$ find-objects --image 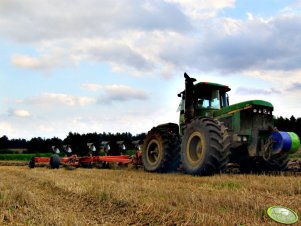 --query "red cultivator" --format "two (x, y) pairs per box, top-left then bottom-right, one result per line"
(29, 153), (142, 169)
